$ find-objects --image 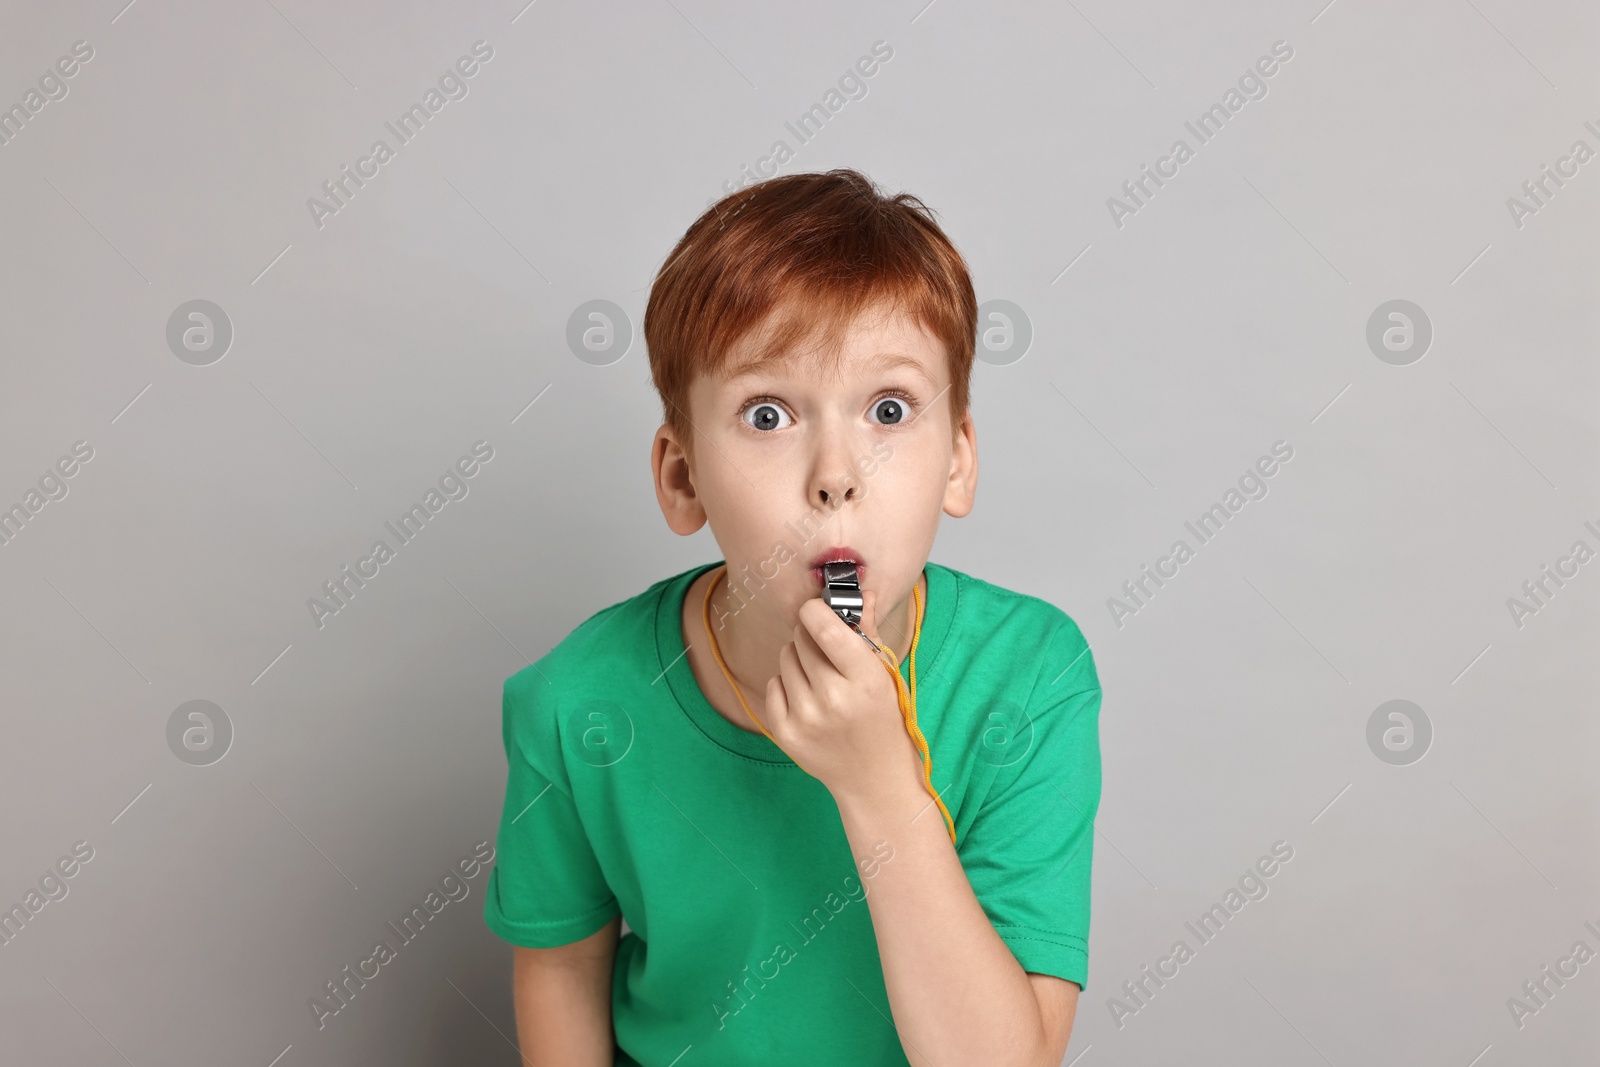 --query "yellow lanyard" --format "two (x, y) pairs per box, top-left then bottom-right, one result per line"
(700, 564), (957, 846)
